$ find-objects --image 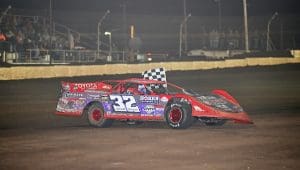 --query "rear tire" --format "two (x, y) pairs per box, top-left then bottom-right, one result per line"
(165, 102), (193, 129)
(87, 103), (113, 128)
